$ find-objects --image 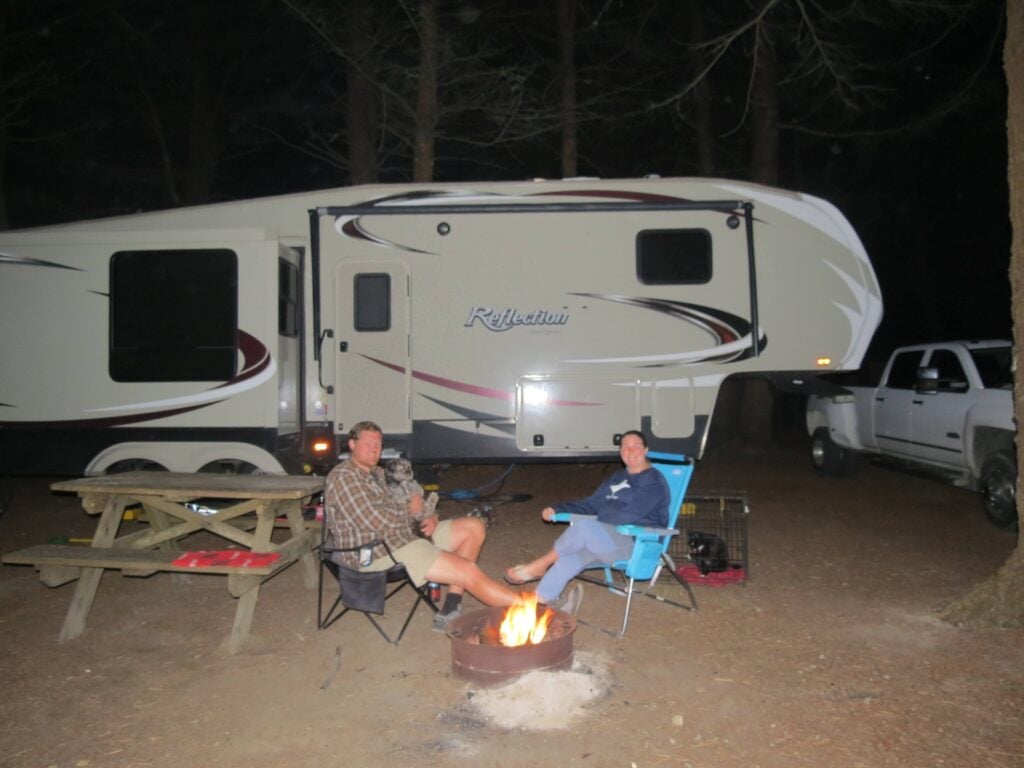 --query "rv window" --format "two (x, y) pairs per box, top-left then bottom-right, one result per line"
(354, 273), (390, 331)
(109, 249), (238, 382)
(636, 229), (711, 284)
(279, 259), (299, 338)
